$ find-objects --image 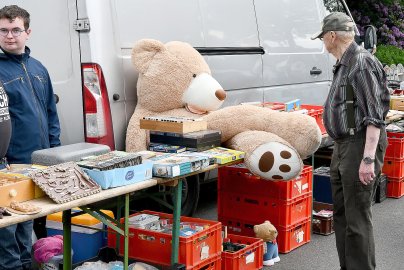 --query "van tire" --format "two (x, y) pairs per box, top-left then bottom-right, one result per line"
(161, 174), (200, 217)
